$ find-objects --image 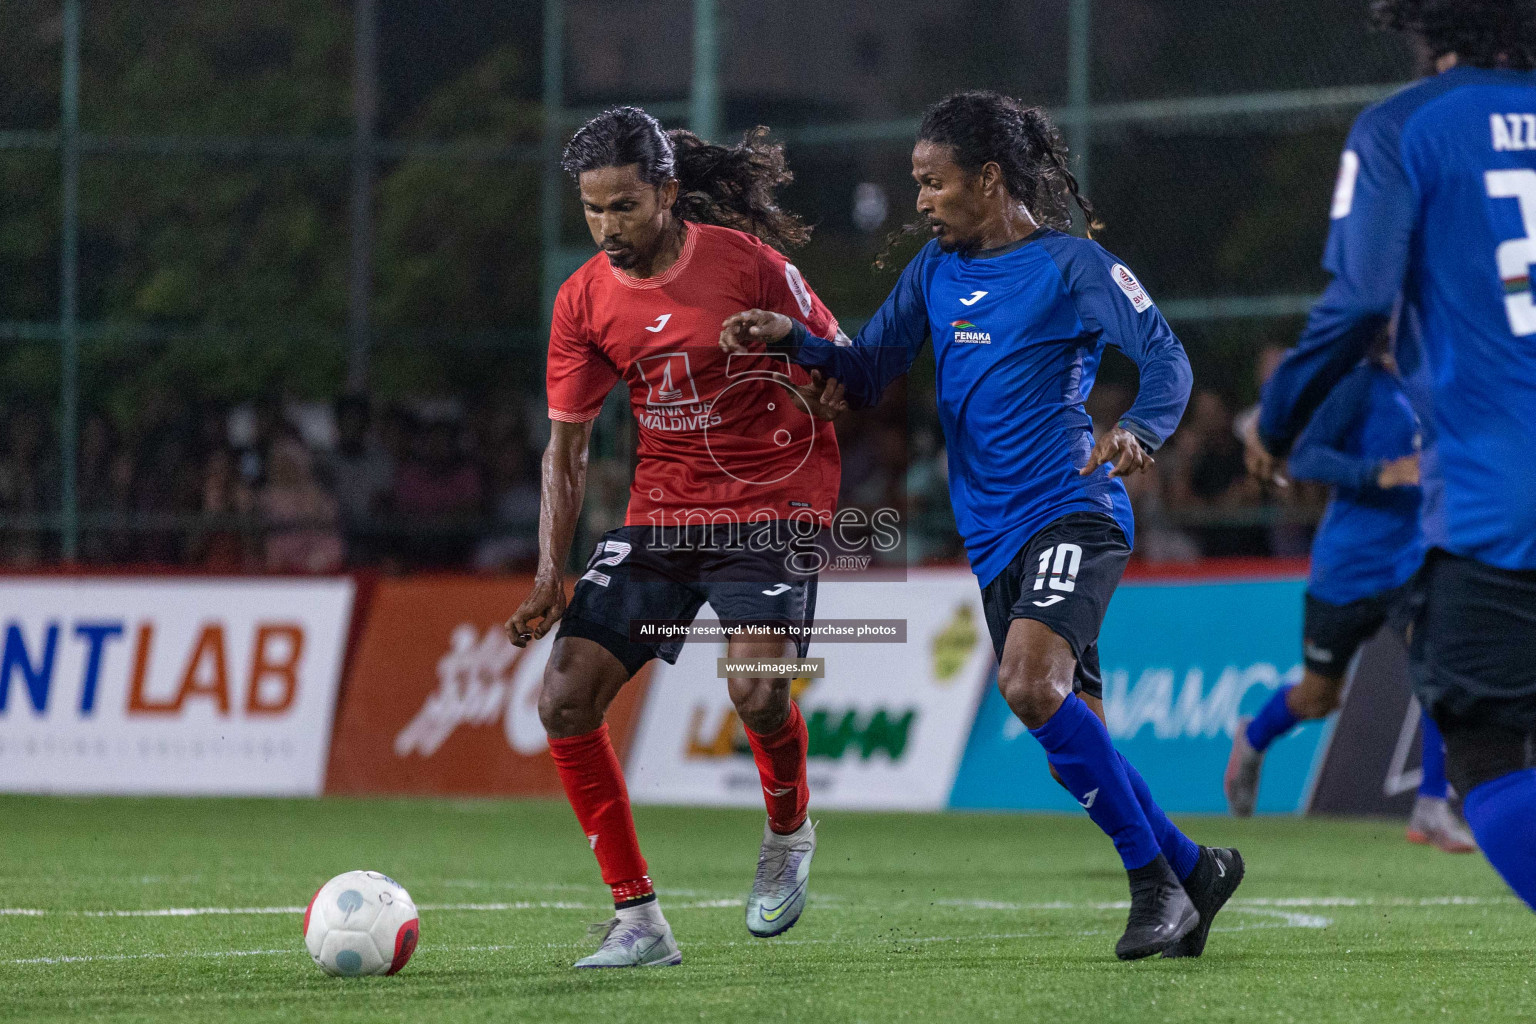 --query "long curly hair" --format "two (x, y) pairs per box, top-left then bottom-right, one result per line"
(1371, 0), (1536, 69)
(560, 106), (811, 252)
(877, 91), (1098, 269)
